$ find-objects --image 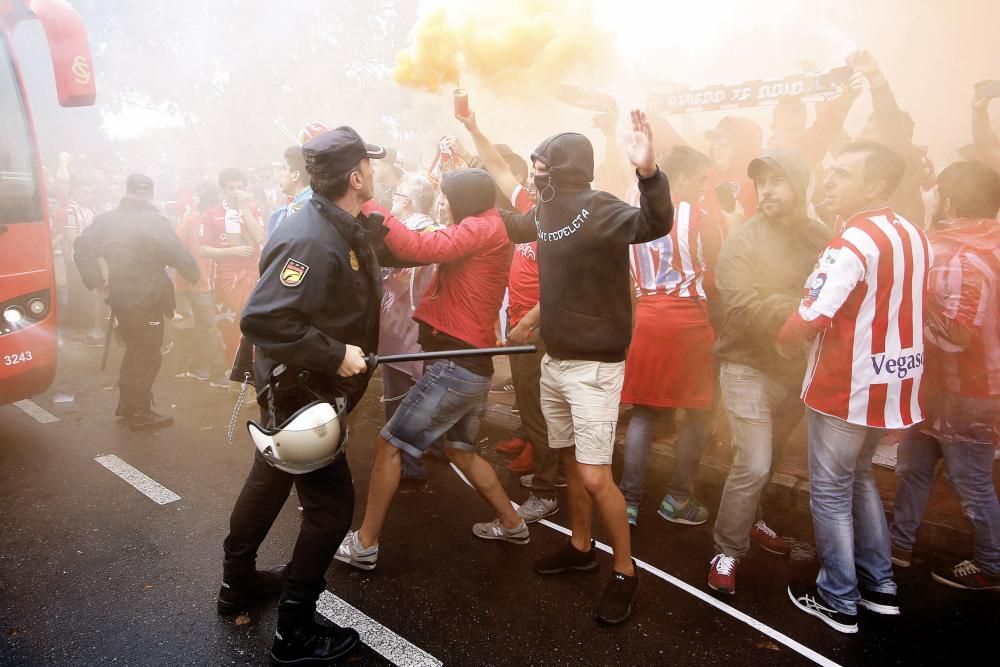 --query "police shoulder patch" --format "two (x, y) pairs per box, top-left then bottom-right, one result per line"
(279, 258), (310, 287)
